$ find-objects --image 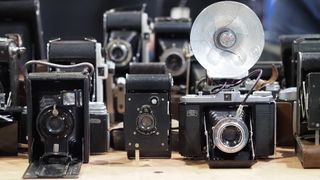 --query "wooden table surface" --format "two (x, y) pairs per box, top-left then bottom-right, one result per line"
(0, 148), (319, 180)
